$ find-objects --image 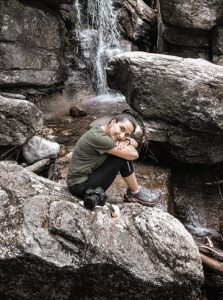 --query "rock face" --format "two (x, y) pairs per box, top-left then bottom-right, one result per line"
(117, 0), (157, 50)
(0, 161), (204, 299)
(159, 0), (222, 30)
(107, 52), (223, 164)
(0, 0), (68, 89)
(0, 95), (42, 146)
(157, 0), (223, 64)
